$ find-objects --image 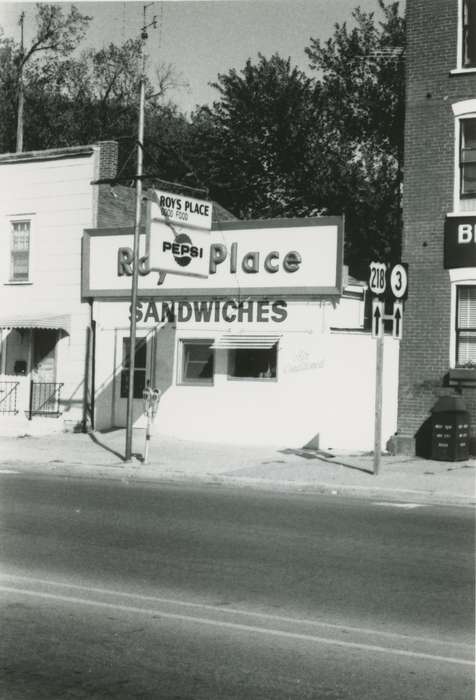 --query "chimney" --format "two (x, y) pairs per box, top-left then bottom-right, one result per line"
(97, 140), (118, 180)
